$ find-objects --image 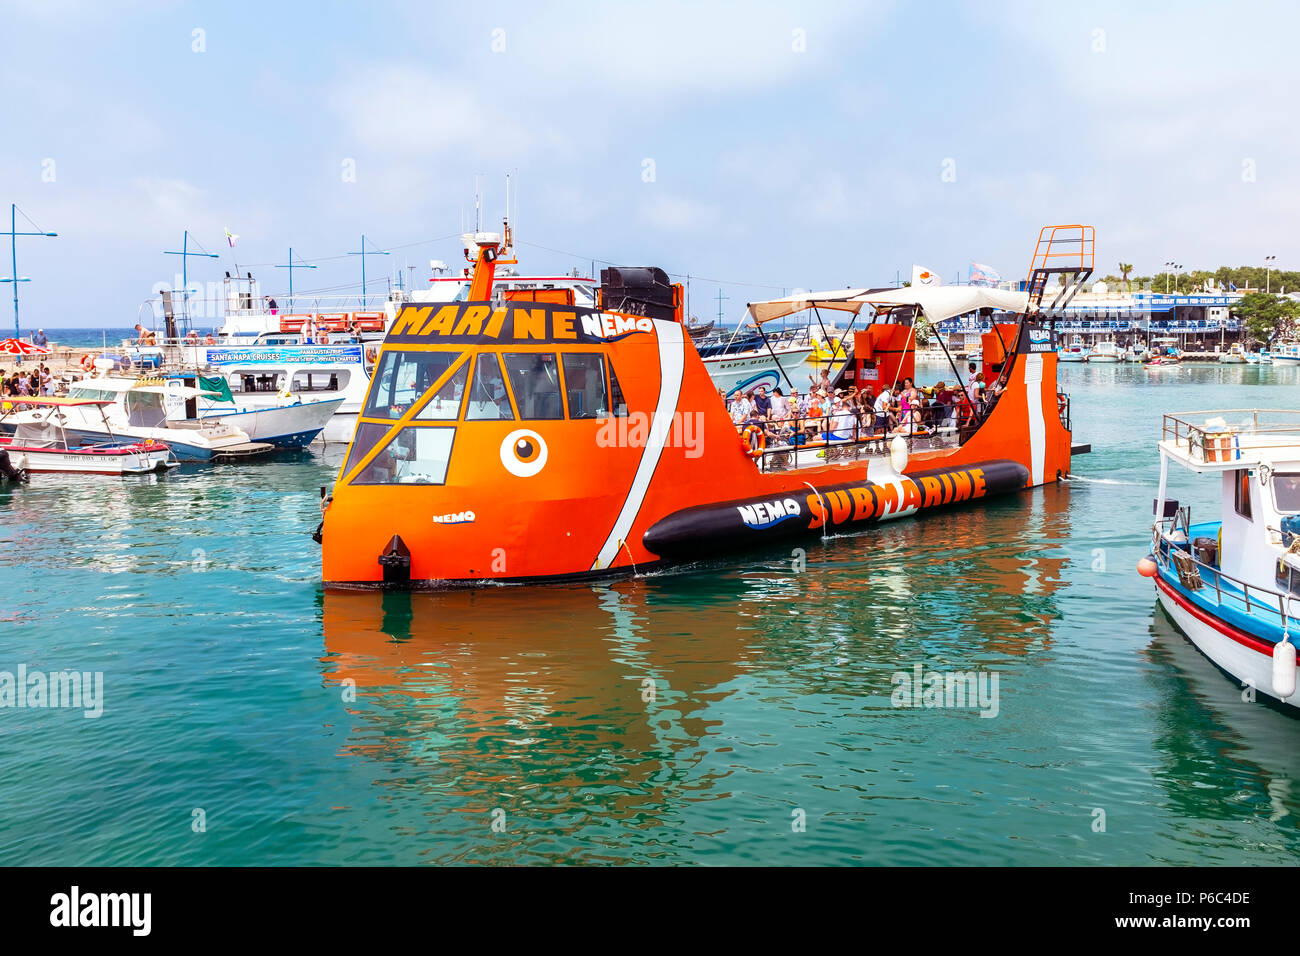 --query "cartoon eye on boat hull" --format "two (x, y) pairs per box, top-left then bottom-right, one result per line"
(318, 225), (1092, 587)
